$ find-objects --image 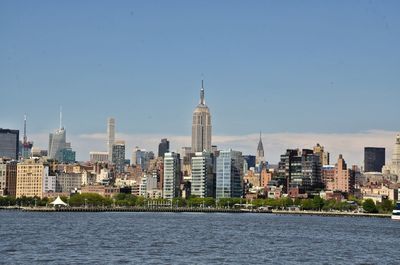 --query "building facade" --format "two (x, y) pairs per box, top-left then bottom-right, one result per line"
(112, 141), (125, 173)
(383, 134), (400, 176)
(158, 138), (170, 158)
(0, 129), (19, 160)
(90, 151), (109, 163)
(192, 82), (212, 153)
(313, 143), (330, 166)
(107, 118), (115, 162)
(364, 147), (385, 173)
(163, 152), (181, 199)
(191, 151), (215, 198)
(16, 159), (49, 198)
(277, 149), (322, 193)
(216, 150), (244, 199)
